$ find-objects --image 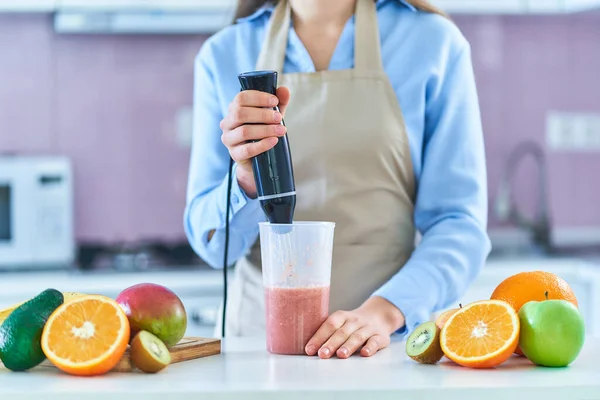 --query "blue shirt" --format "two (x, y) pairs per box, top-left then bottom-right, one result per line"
(184, 0), (491, 338)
